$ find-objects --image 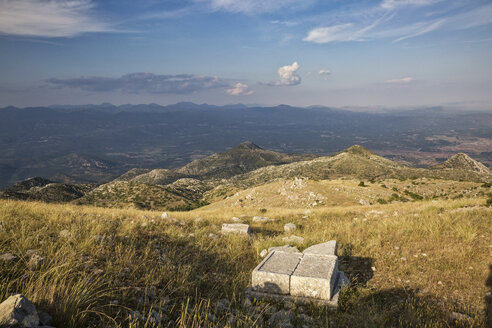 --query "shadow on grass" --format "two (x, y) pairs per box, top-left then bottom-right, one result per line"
(334, 286), (482, 327)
